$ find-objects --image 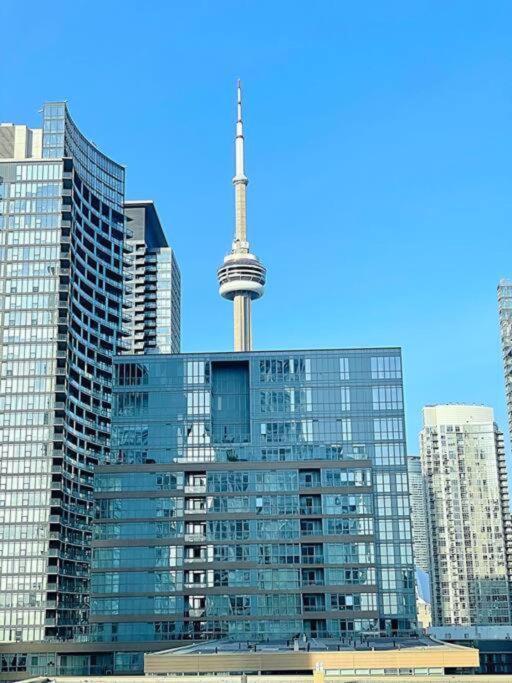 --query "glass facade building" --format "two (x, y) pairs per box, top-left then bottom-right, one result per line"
(0, 105), (183, 678)
(124, 201), (180, 355)
(0, 102), (130, 647)
(86, 348), (416, 673)
(498, 279), (512, 442)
